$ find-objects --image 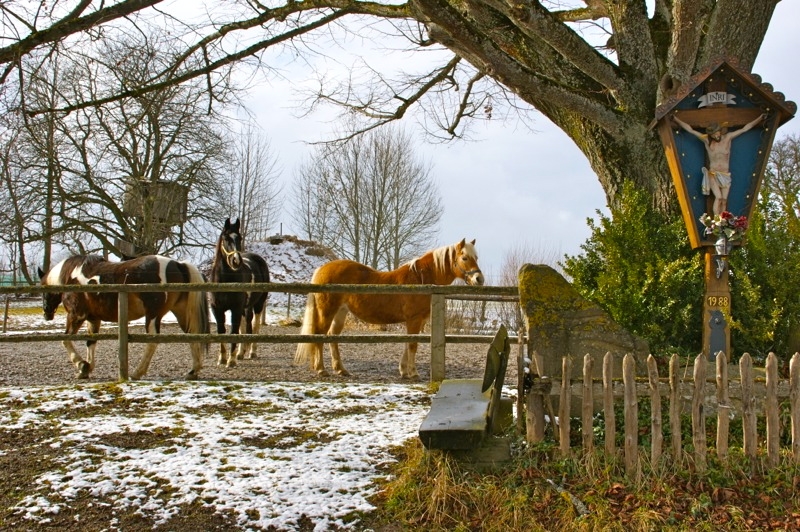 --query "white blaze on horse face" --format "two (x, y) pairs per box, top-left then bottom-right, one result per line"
(460, 241), (485, 286)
